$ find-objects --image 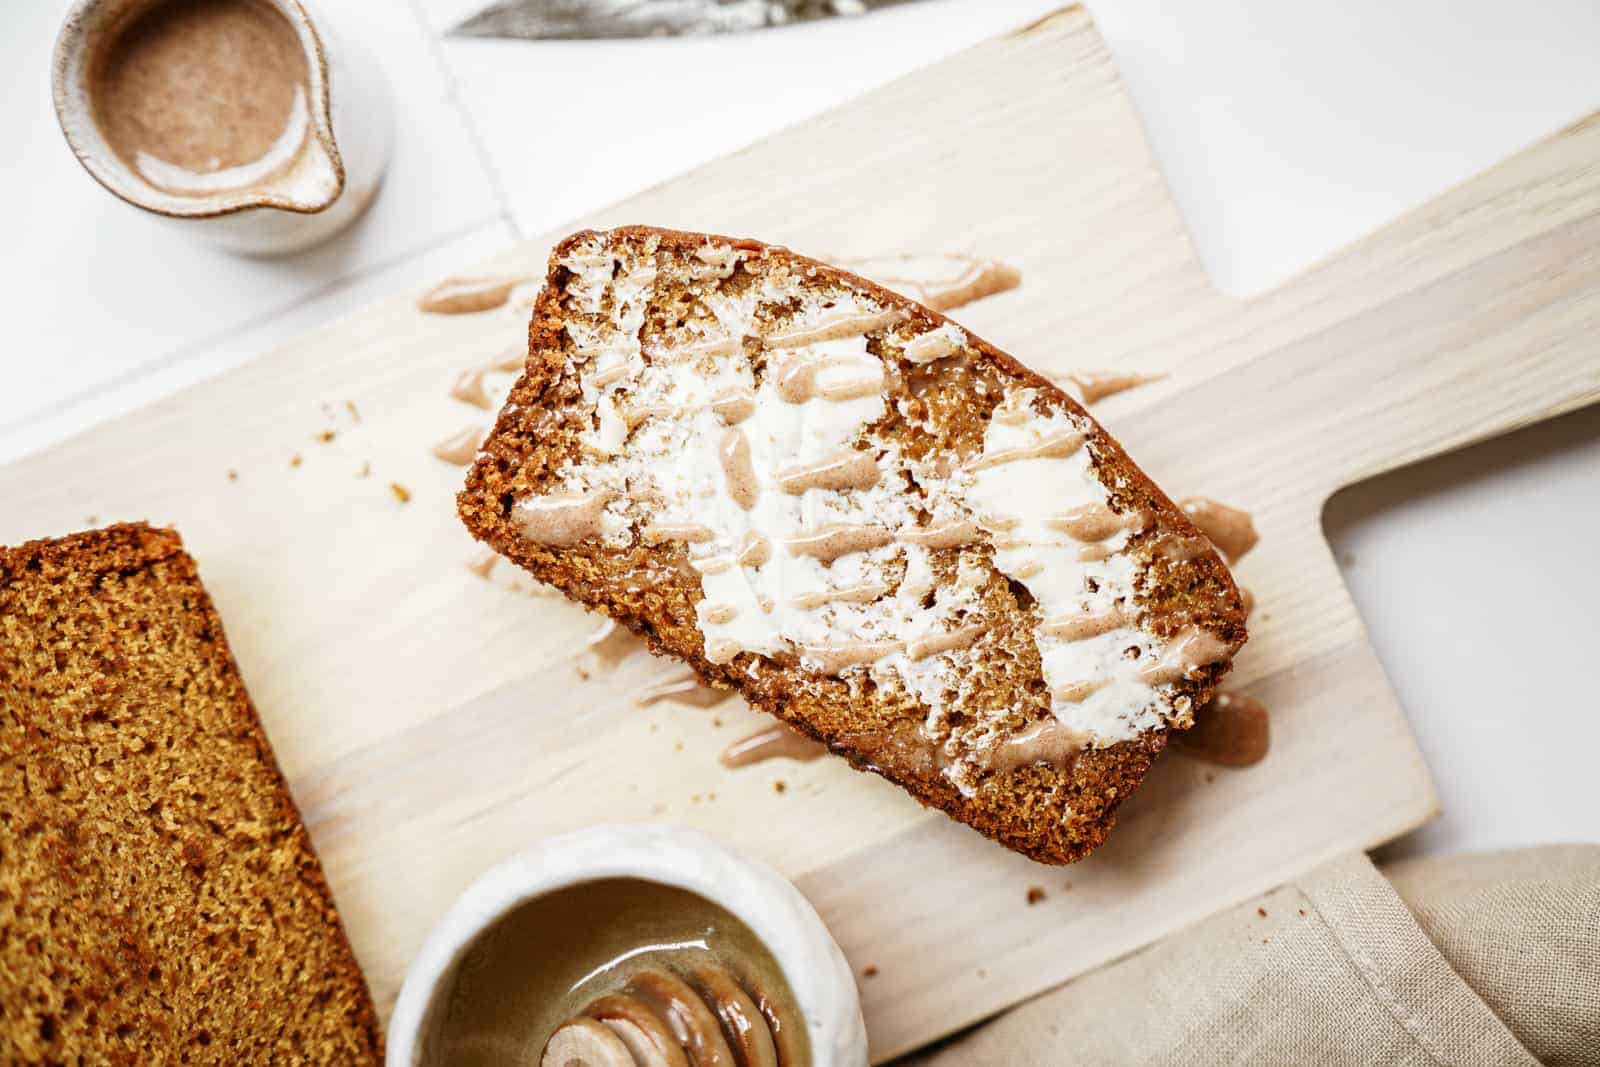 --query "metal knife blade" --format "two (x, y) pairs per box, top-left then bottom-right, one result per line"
(449, 0), (922, 41)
